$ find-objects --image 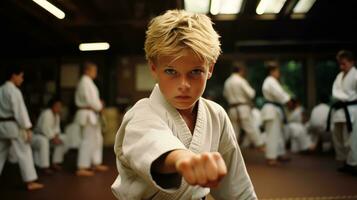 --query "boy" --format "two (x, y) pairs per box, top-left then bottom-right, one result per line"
(329, 50), (357, 175)
(261, 63), (291, 165)
(286, 99), (315, 153)
(74, 61), (108, 176)
(223, 64), (265, 151)
(32, 97), (68, 171)
(112, 10), (257, 199)
(306, 95), (331, 152)
(0, 66), (44, 190)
